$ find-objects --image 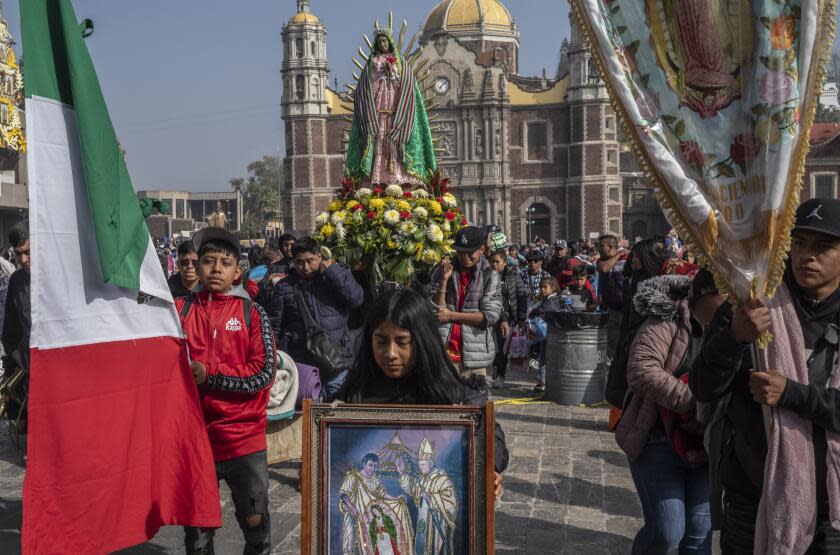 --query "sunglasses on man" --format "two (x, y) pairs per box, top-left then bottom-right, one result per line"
(179, 258), (199, 268)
